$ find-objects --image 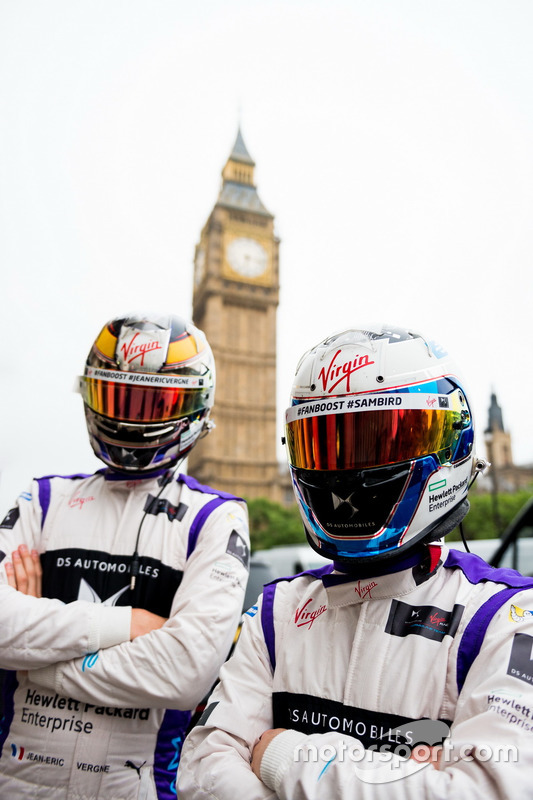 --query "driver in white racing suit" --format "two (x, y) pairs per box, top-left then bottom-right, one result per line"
(178, 324), (533, 799)
(0, 313), (250, 800)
